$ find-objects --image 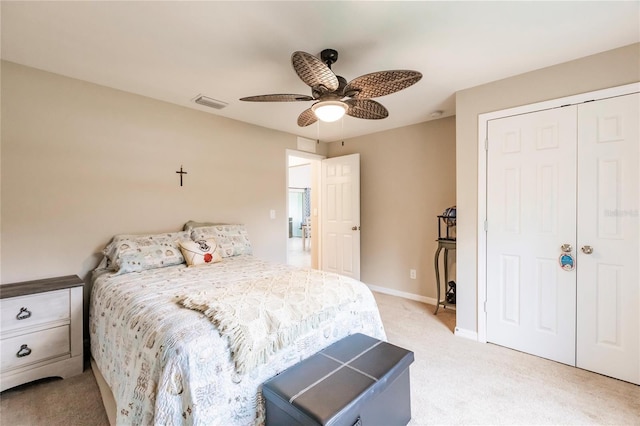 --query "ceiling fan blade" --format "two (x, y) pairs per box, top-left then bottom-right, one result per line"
(297, 108), (318, 127)
(344, 70), (422, 99)
(345, 99), (389, 120)
(292, 51), (339, 91)
(240, 94), (314, 102)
